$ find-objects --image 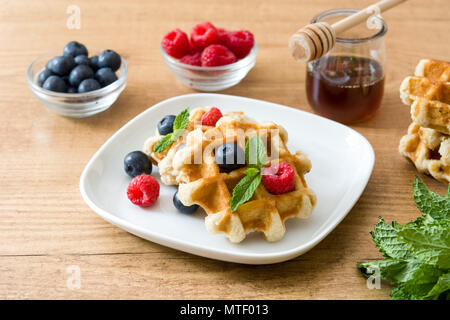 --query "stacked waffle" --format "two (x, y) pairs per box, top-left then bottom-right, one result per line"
(399, 59), (450, 183)
(144, 108), (316, 243)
